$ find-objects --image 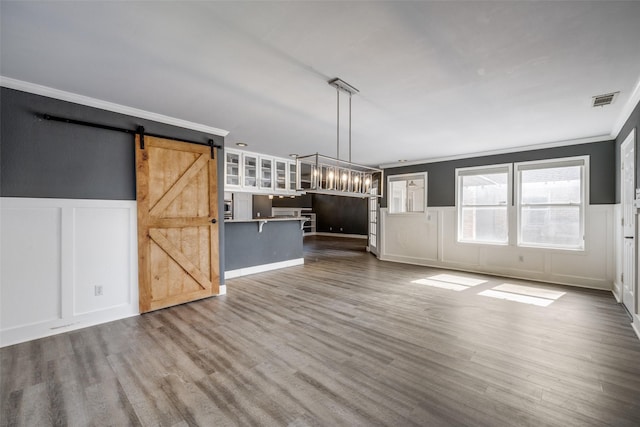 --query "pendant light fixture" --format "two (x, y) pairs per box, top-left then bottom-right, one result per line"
(296, 78), (383, 198)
